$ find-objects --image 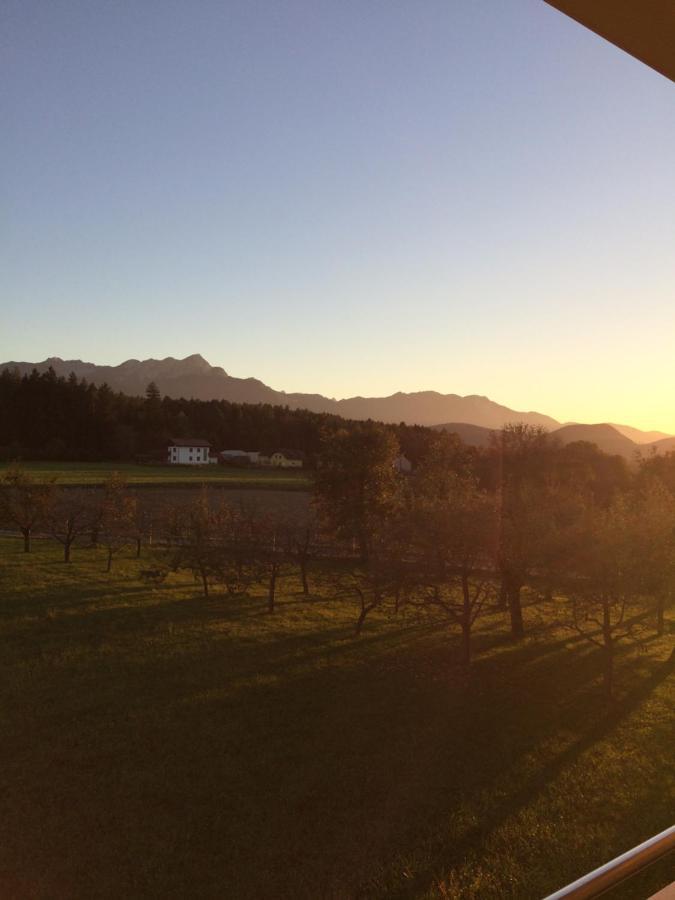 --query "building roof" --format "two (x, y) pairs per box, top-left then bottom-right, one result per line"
(544, 1), (675, 84)
(169, 438), (211, 448)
